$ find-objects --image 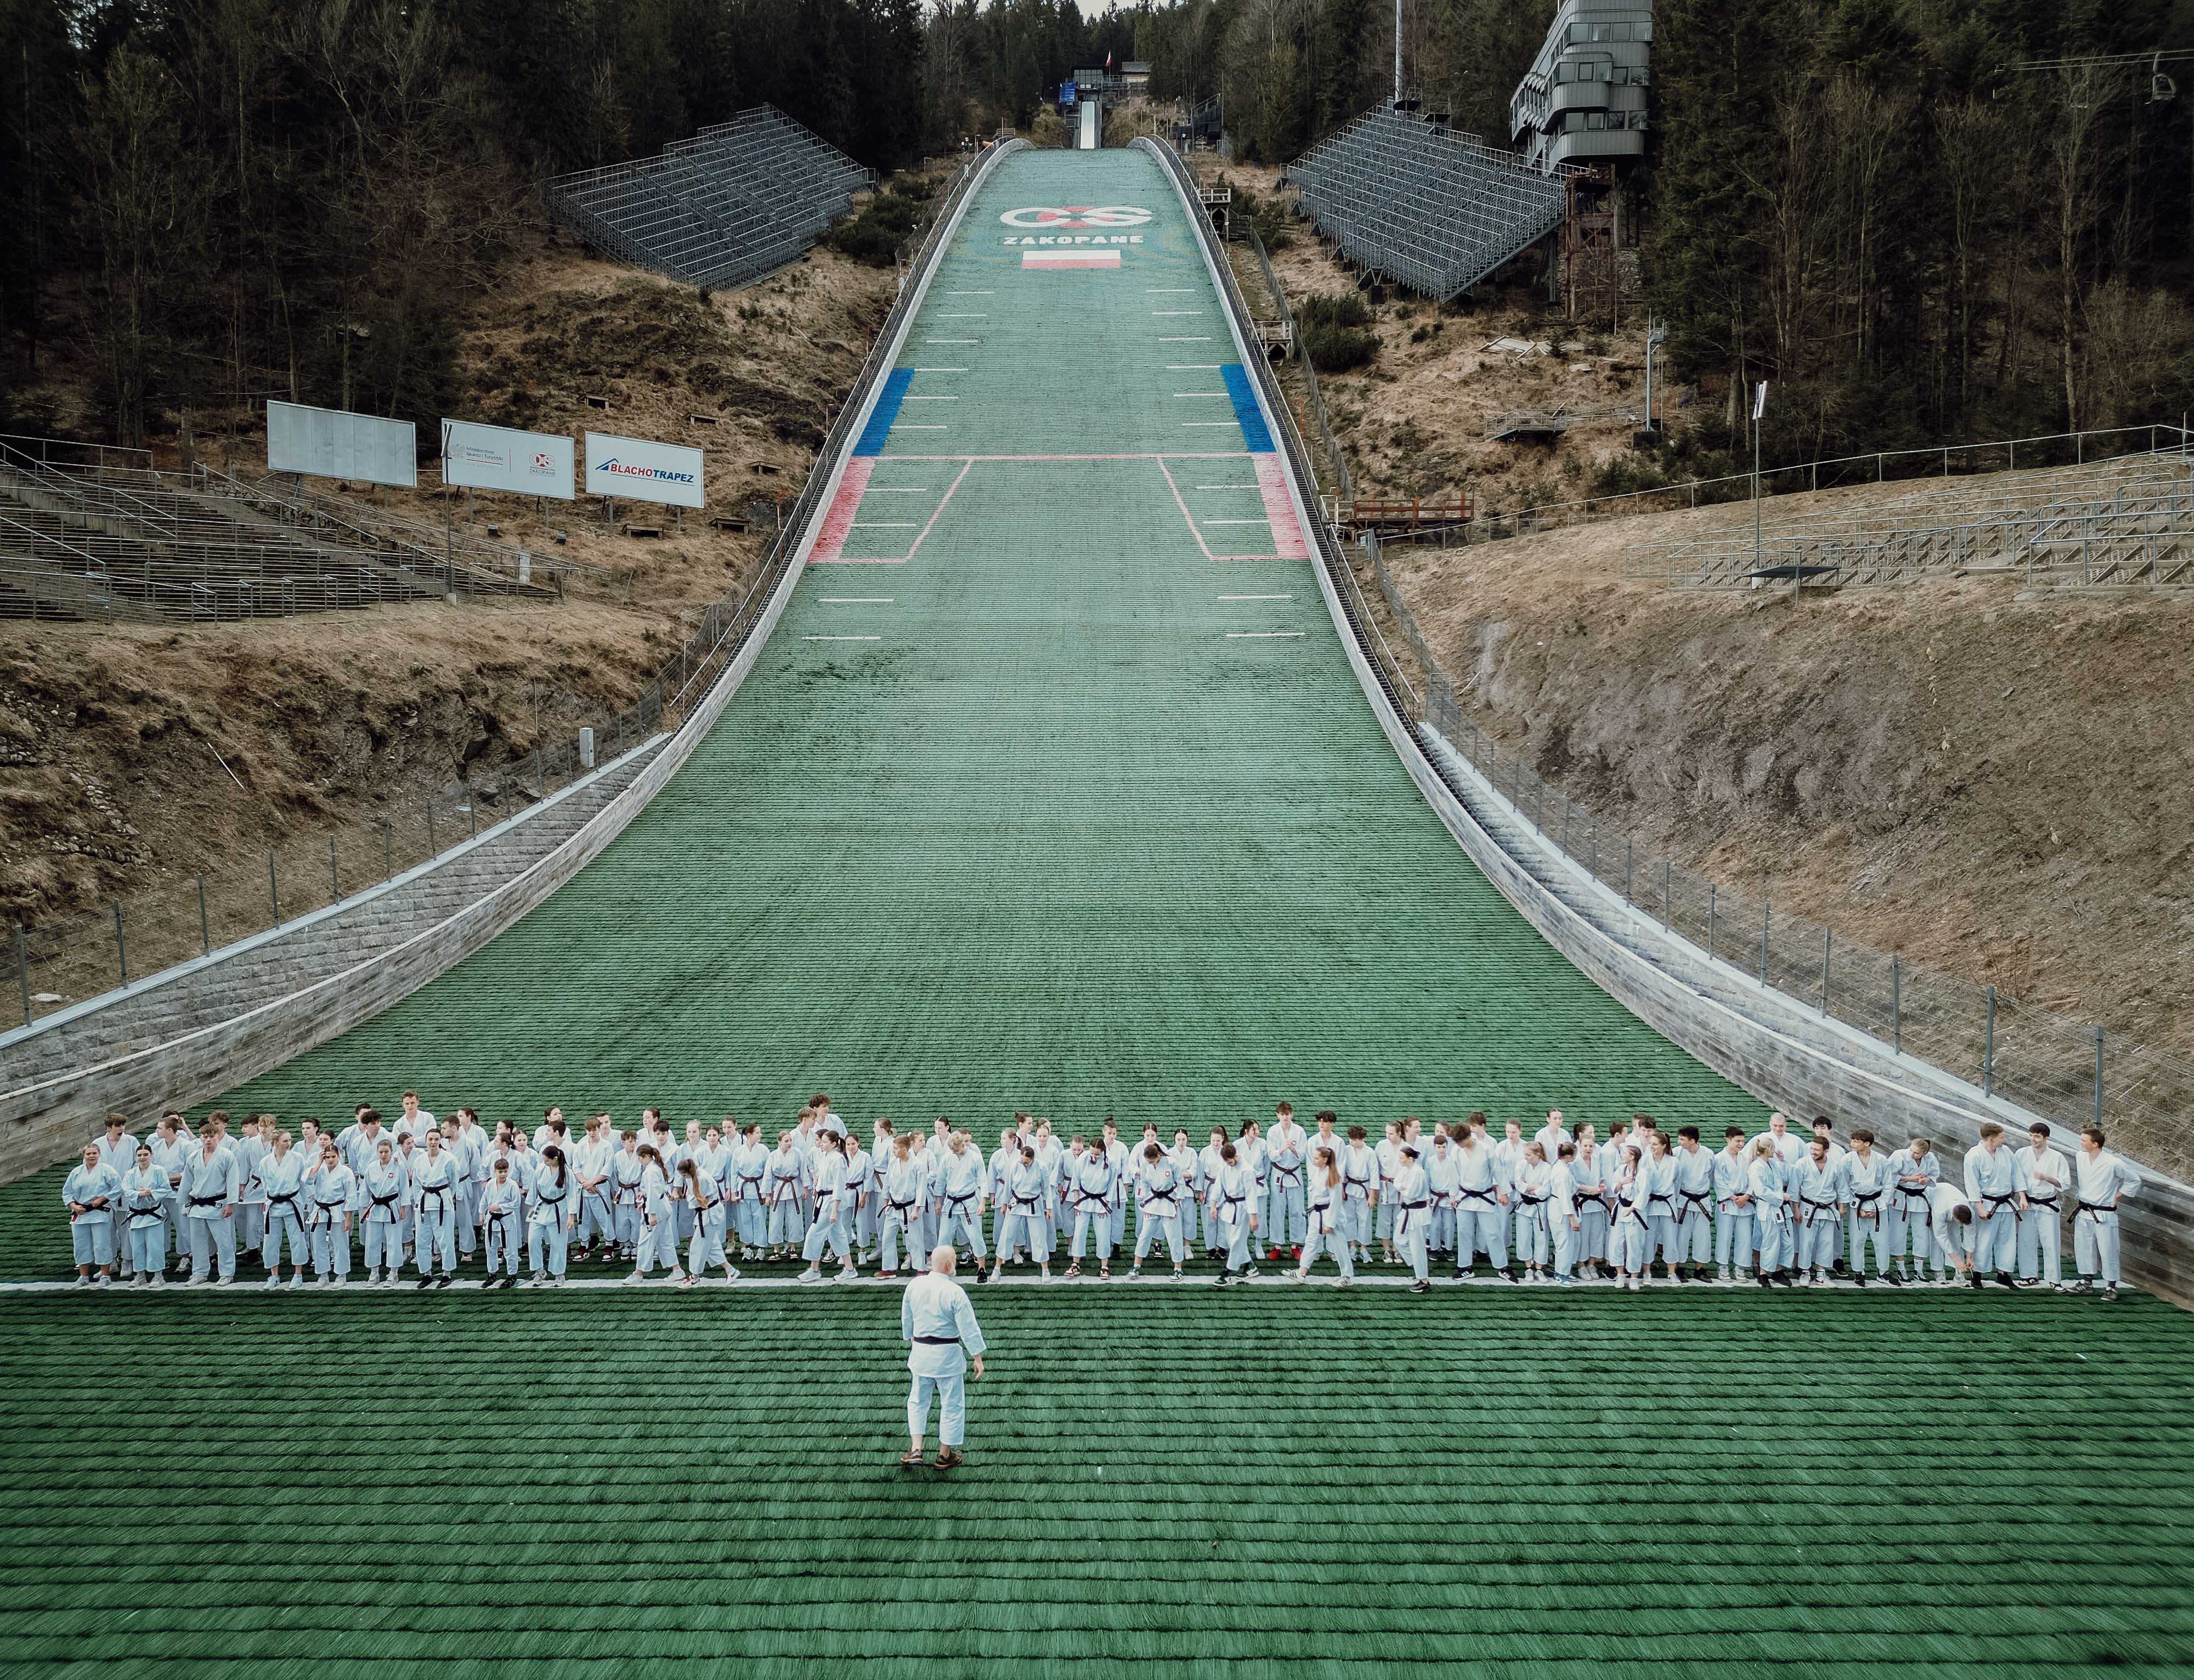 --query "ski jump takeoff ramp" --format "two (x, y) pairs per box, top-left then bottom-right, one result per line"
(189, 145), (1754, 1135)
